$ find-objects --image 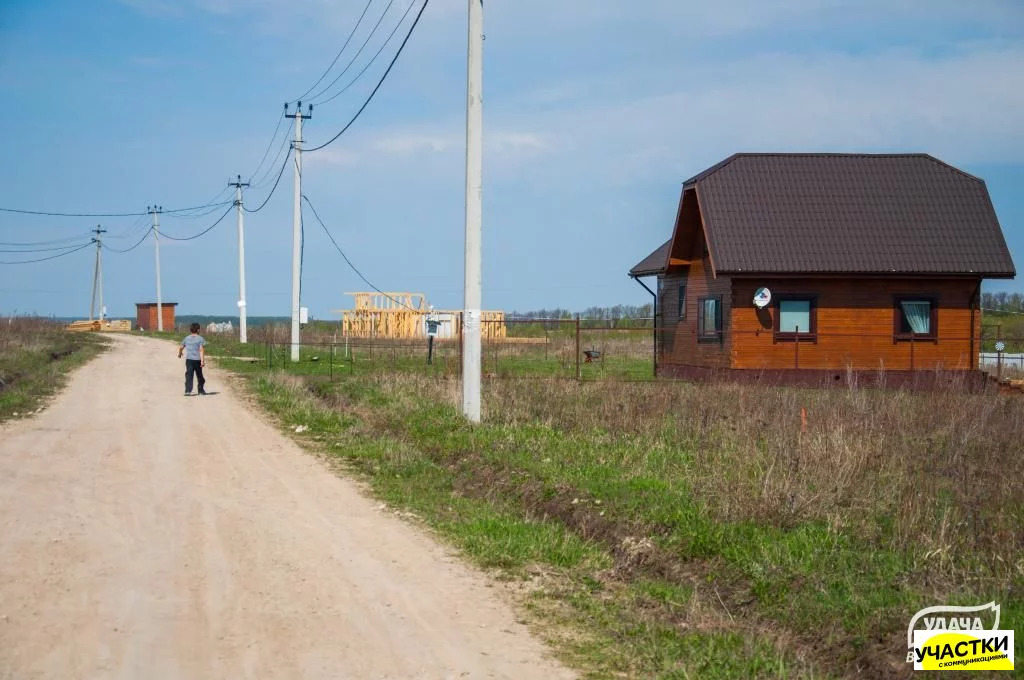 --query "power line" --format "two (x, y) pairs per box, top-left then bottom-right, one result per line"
(313, 0), (419, 108)
(247, 107), (288, 182)
(307, 0), (398, 104)
(160, 204), (234, 241)
(301, 193), (416, 311)
(245, 145), (293, 213)
(160, 202), (231, 220)
(0, 200), (232, 219)
(105, 227), (153, 253)
(0, 233), (92, 247)
(252, 119), (294, 189)
(0, 241), (93, 265)
(108, 213), (151, 239)
(294, 0), (378, 103)
(305, 0), (430, 154)
(0, 241), (96, 253)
